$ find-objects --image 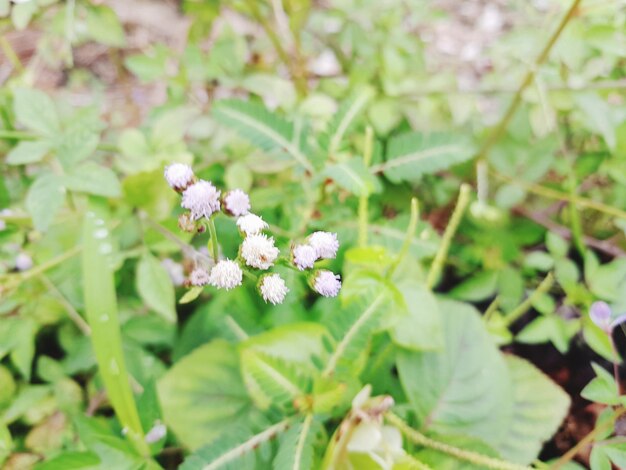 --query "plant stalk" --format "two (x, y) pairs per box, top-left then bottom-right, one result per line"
(503, 272), (554, 327)
(426, 184), (471, 290)
(358, 126), (374, 247)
